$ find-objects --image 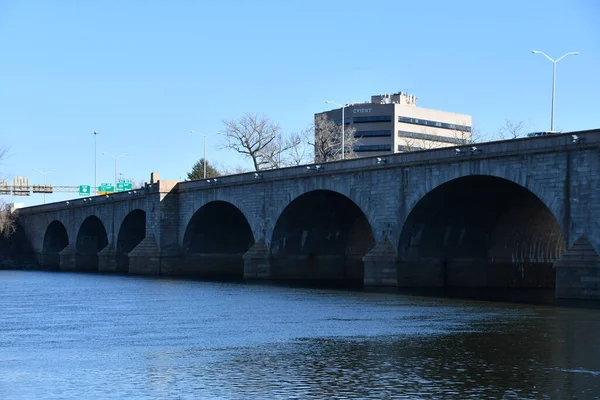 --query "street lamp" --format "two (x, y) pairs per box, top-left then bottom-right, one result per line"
(190, 130), (220, 179)
(325, 100), (354, 160)
(32, 168), (56, 204)
(91, 131), (99, 193)
(531, 50), (579, 131)
(102, 152), (129, 189)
